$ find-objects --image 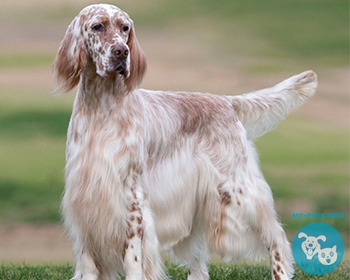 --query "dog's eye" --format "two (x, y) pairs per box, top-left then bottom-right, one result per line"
(122, 24), (130, 33)
(92, 23), (104, 32)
